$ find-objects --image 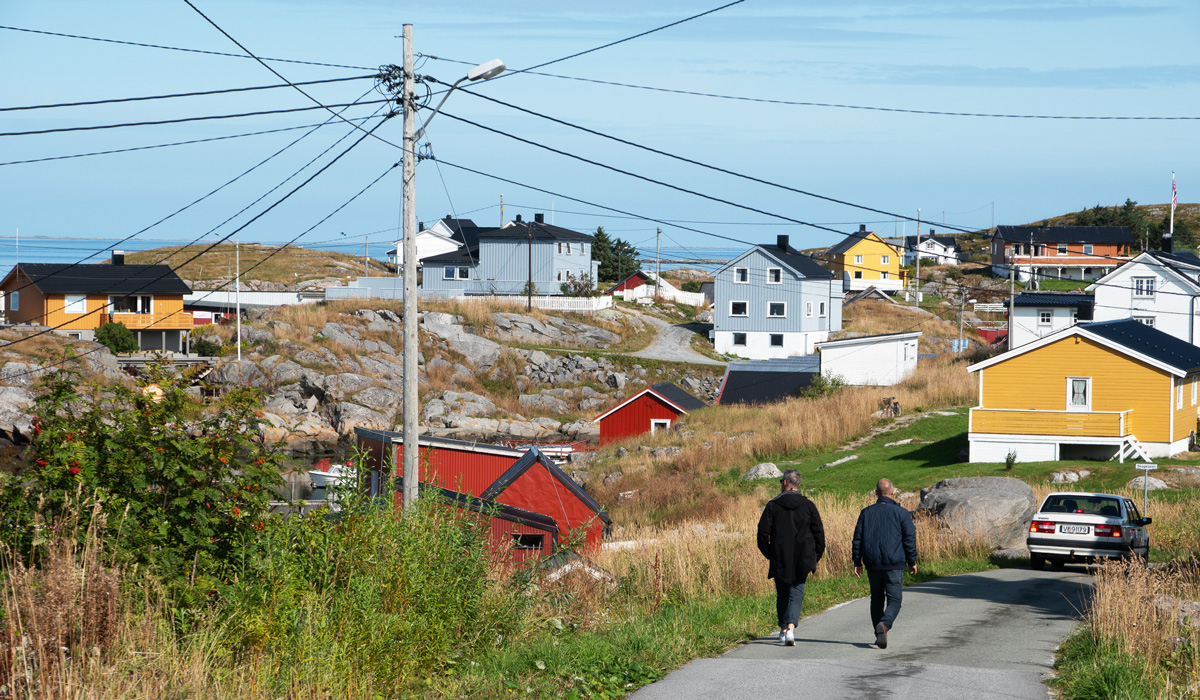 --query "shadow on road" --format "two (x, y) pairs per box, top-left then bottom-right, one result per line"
(911, 571), (1091, 621)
